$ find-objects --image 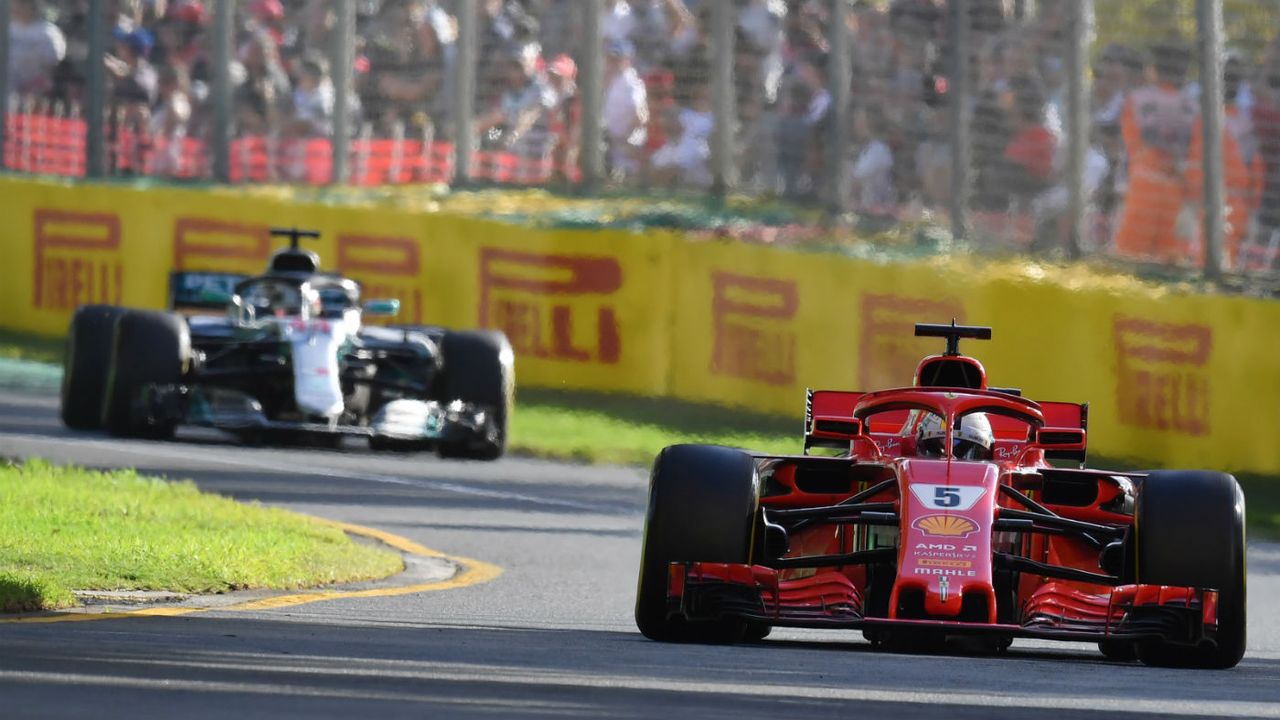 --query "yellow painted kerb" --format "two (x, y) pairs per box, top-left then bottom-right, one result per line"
(0, 516), (502, 624)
